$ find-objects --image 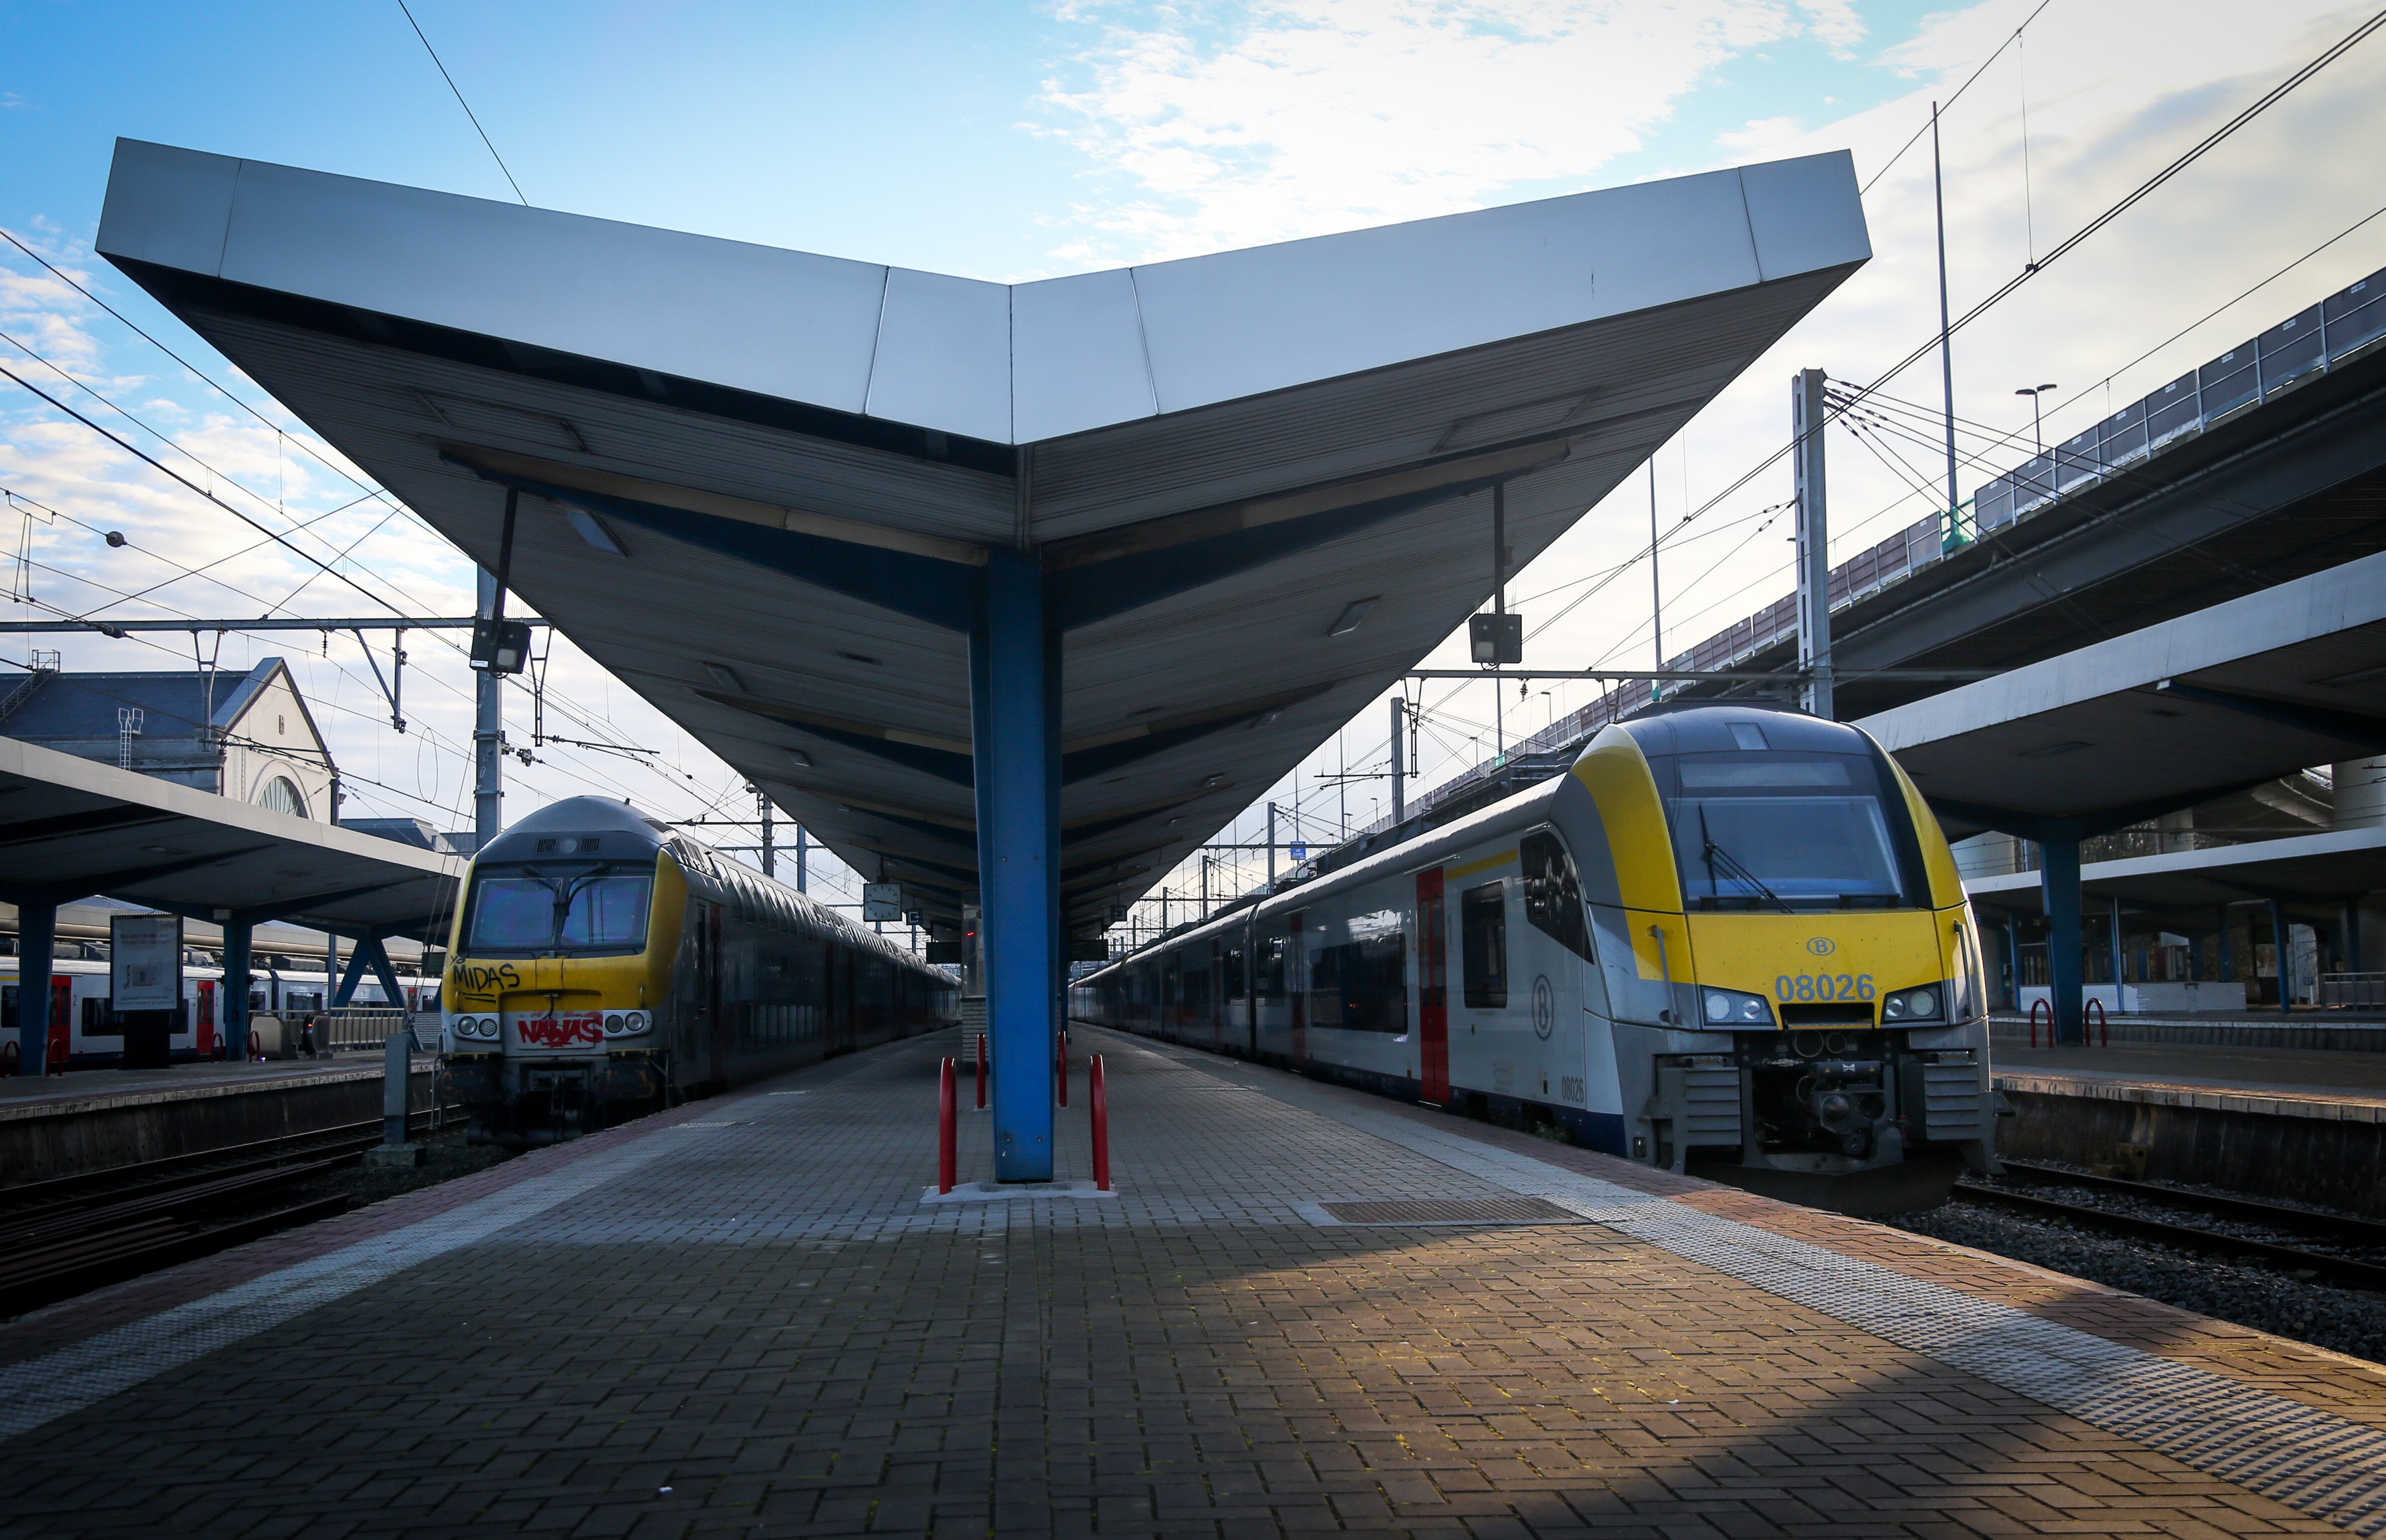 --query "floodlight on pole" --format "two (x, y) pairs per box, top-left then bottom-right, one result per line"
(2015, 384), (2058, 455)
